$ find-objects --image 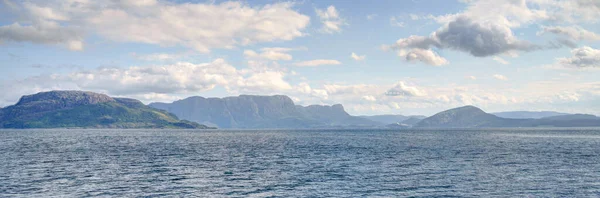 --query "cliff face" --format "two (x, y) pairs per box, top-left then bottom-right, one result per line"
(0, 91), (211, 129)
(150, 95), (379, 128)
